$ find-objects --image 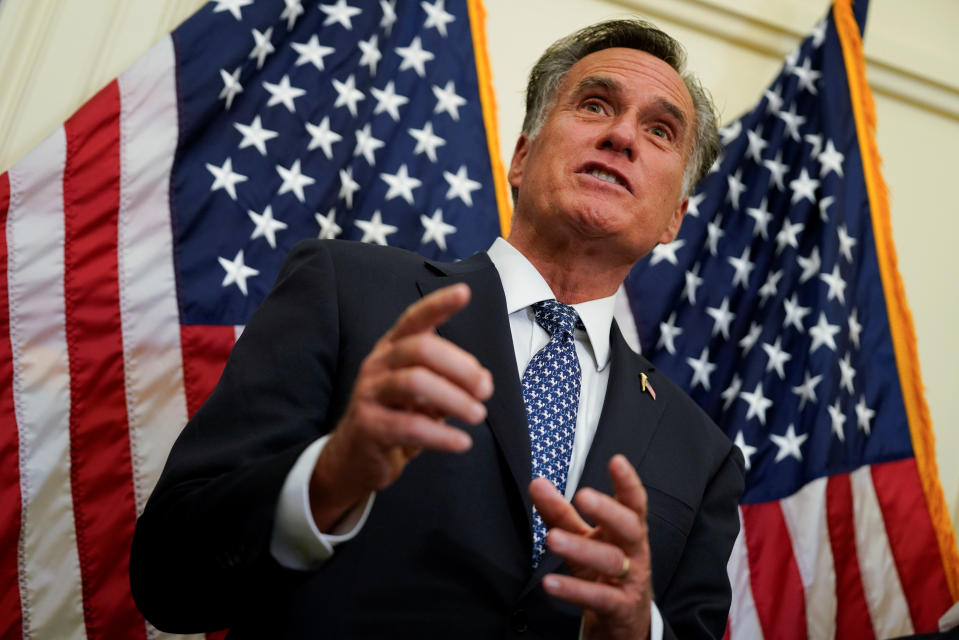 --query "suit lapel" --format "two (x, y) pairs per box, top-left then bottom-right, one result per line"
(416, 253), (534, 531)
(529, 323), (667, 583)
